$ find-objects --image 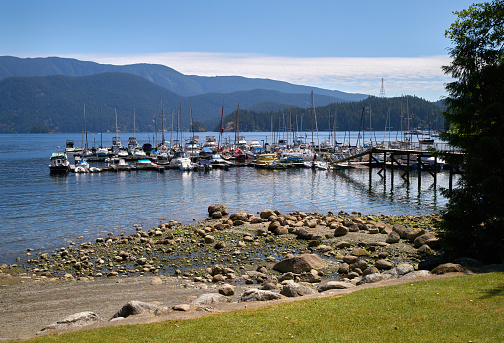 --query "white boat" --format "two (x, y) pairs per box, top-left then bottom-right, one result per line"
(96, 147), (108, 158)
(209, 153), (231, 169)
(49, 148), (70, 174)
(170, 150), (194, 170)
(74, 159), (89, 173)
